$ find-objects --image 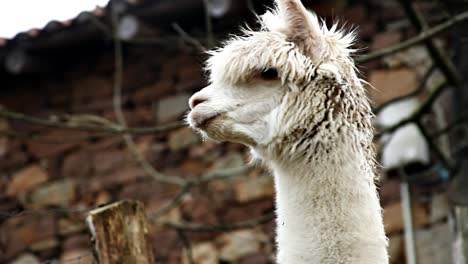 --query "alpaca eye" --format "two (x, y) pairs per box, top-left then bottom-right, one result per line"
(260, 68), (279, 80)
